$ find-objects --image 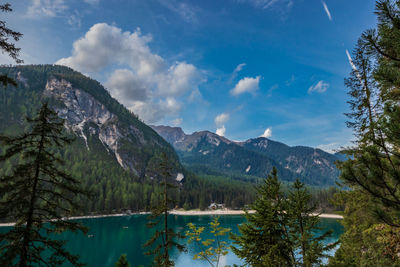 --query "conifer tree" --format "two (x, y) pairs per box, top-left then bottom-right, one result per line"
(0, 3), (23, 87)
(115, 254), (130, 267)
(338, 0), (400, 226)
(286, 179), (336, 267)
(329, 0), (400, 264)
(143, 152), (186, 266)
(231, 169), (335, 266)
(0, 102), (89, 266)
(230, 167), (294, 266)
